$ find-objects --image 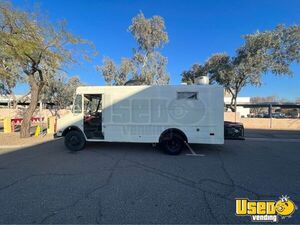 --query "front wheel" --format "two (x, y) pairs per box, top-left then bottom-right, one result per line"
(64, 130), (86, 151)
(160, 133), (184, 155)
